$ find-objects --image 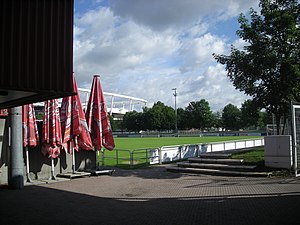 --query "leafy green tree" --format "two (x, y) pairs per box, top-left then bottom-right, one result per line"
(143, 101), (175, 131)
(222, 104), (242, 131)
(214, 0), (300, 134)
(109, 115), (116, 131)
(177, 107), (189, 130)
(259, 110), (273, 130)
(122, 111), (144, 132)
(161, 105), (176, 131)
(144, 102), (163, 130)
(185, 99), (213, 130)
(212, 111), (223, 130)
(240, 99), (261, 129)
